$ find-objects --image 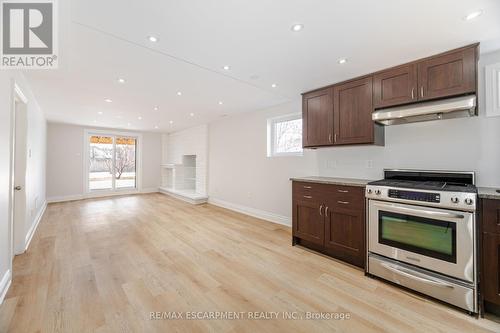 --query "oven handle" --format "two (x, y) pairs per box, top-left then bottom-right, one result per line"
(380, 263), (455, 289)
(376, 202), (465, 220)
